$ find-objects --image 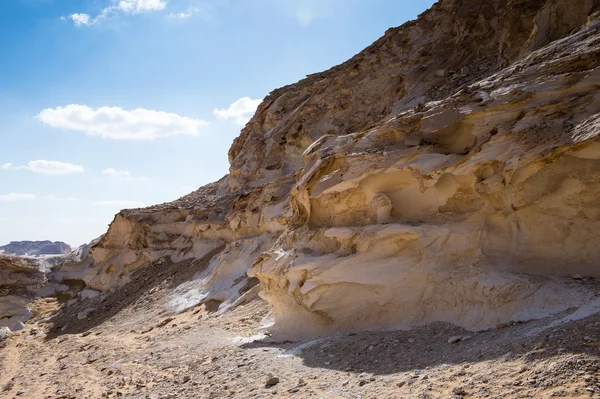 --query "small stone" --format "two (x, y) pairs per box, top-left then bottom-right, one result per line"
(265, 374), (279, 388)
(358, 376), (371, 386)
(452, 386), (466, 396)
(2, 381), (15, 392)
(448, 336), (462, 344)
(157, 318), (174, 328)
(0, 327), (10, 340)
